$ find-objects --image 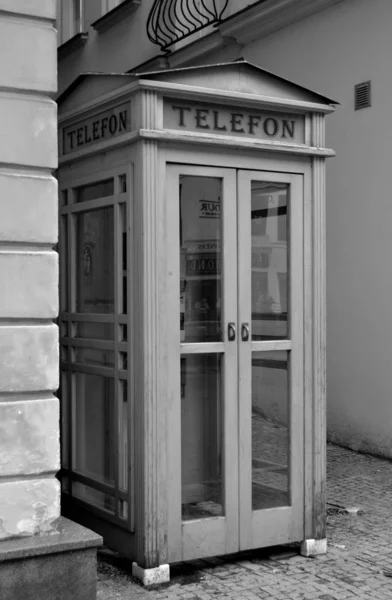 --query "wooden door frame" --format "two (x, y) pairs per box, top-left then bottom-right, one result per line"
(165, 163), (239, 563)
(237, 169), (305, 550)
